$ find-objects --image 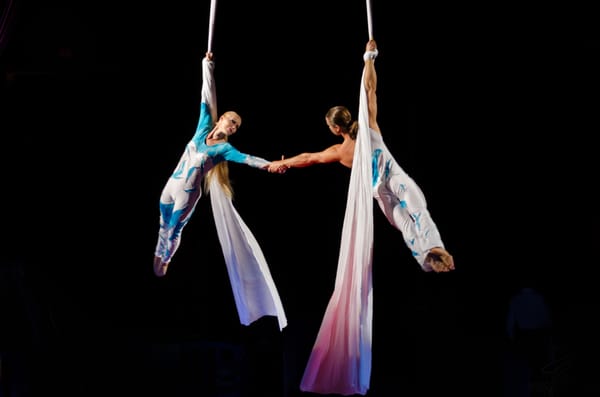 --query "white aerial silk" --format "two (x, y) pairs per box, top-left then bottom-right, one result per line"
(210, 177), (288, 331)
(157, 0), (287, 330)
(204, 56), (287, 331)
(300, 65), (374, 395)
